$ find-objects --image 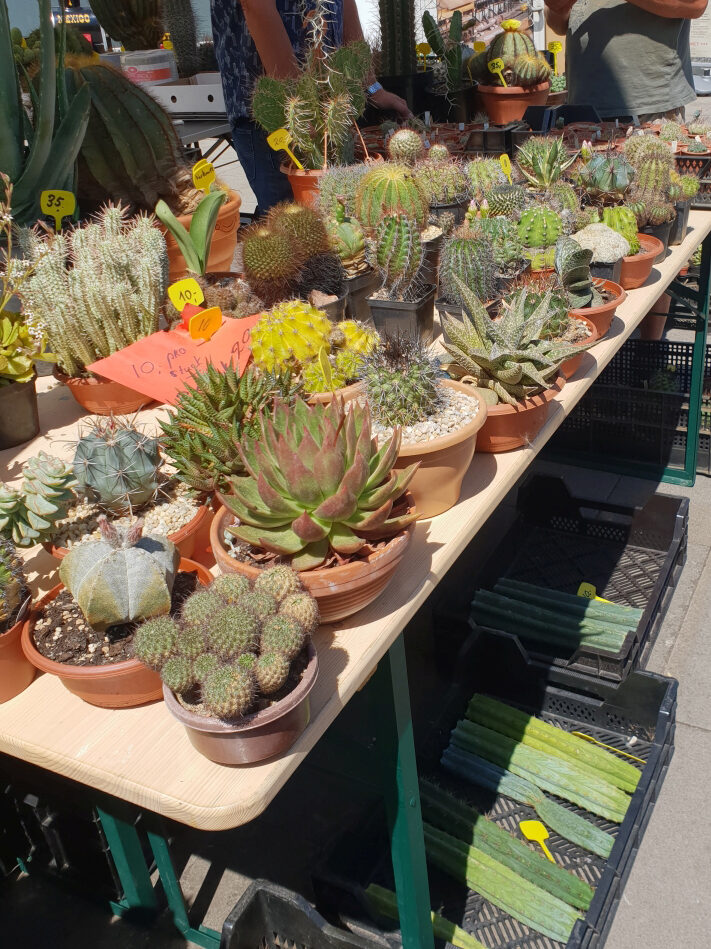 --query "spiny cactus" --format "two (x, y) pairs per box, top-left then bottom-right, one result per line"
(361, 334), (441, 428)
(378, 0), (416, 77)
(486, 19), (536, 85)
(267, 203), (332, 260)
(429, 144), (450, 162)
(280, 592), (320, 636)
(440, 229), (497, 305)
(162, 0), (198, 78)
(516, 137), (578, 188)
(414, 158), (469, 206)
(354, 164), (429, 229)
(575, 153), (634, 203)
(0, 539), (27, 635)
(209, 606), (260, 659)
(549, 181), (580, 213)
(387, 129), (425, 166)
(261, 615), (305, 661)
(465, 158), (507, 198)
(645, 203), (677, 226)
(240, 223), (305, 306)
(659, 121), (687, 143)
(0, 453), (77, 548)
(133, 616), (179, 670)
(370, 215), (424, 301)
(162, 655), (193, 693)
(88, 0), (162, 50)
(254, 652), (291, 694)
(601, 208), (640, 254)
(669, 171), (701, 202)
(211, 574), (251, 604)
(181, 589), (223, 628)
(623, 134), (675, 169)
(518, 207), (563, 268)
(422, 9), (463, 97)
(197, 275), (265, 321)
(475, 217), (524, 272)
(512, 53), (552, 87)
(253, 566), (303, 603)
(202, 665), (255, 718)
(59, 517), (180, 631)
(318, 164), (369, 217)
(485, 184), (528, 218)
